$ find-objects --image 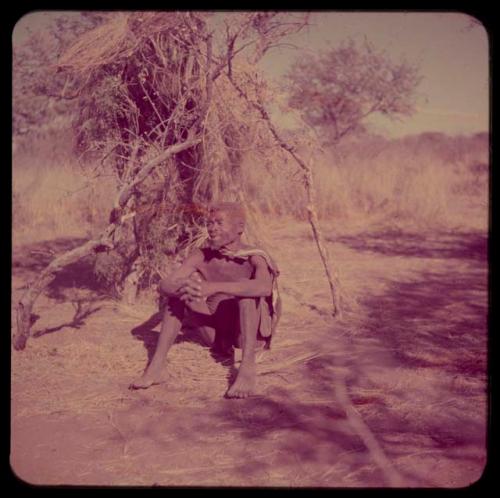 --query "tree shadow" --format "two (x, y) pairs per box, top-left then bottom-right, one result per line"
(207, 350), (485, 486)
(32, 298), (103, 338)
(210, 356), (363, 459)
(335, 230), (487, 264)
(122, 230), (487, 486)
(112, 343), (485, 486)
(202, 226), (488, 484)
(360, 265), (488, 377)
(48, 258), (106, 300)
